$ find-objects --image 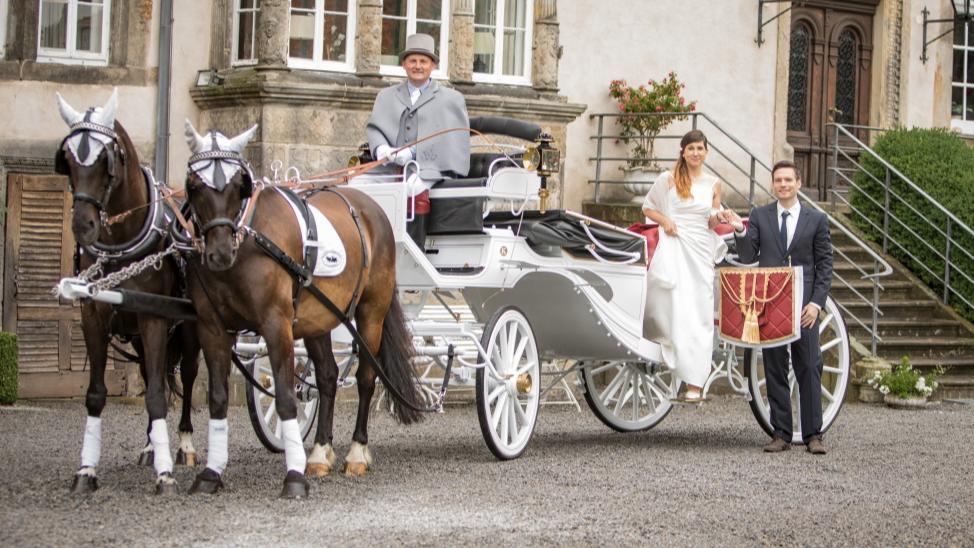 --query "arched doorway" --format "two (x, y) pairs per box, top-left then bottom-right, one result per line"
(786, 1), (876, 201)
